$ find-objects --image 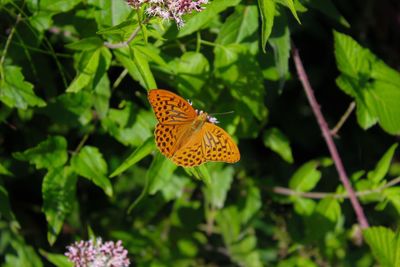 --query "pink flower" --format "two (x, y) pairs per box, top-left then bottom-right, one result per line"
(126, 0), (209, 27)
(65, 238), (130, 267)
